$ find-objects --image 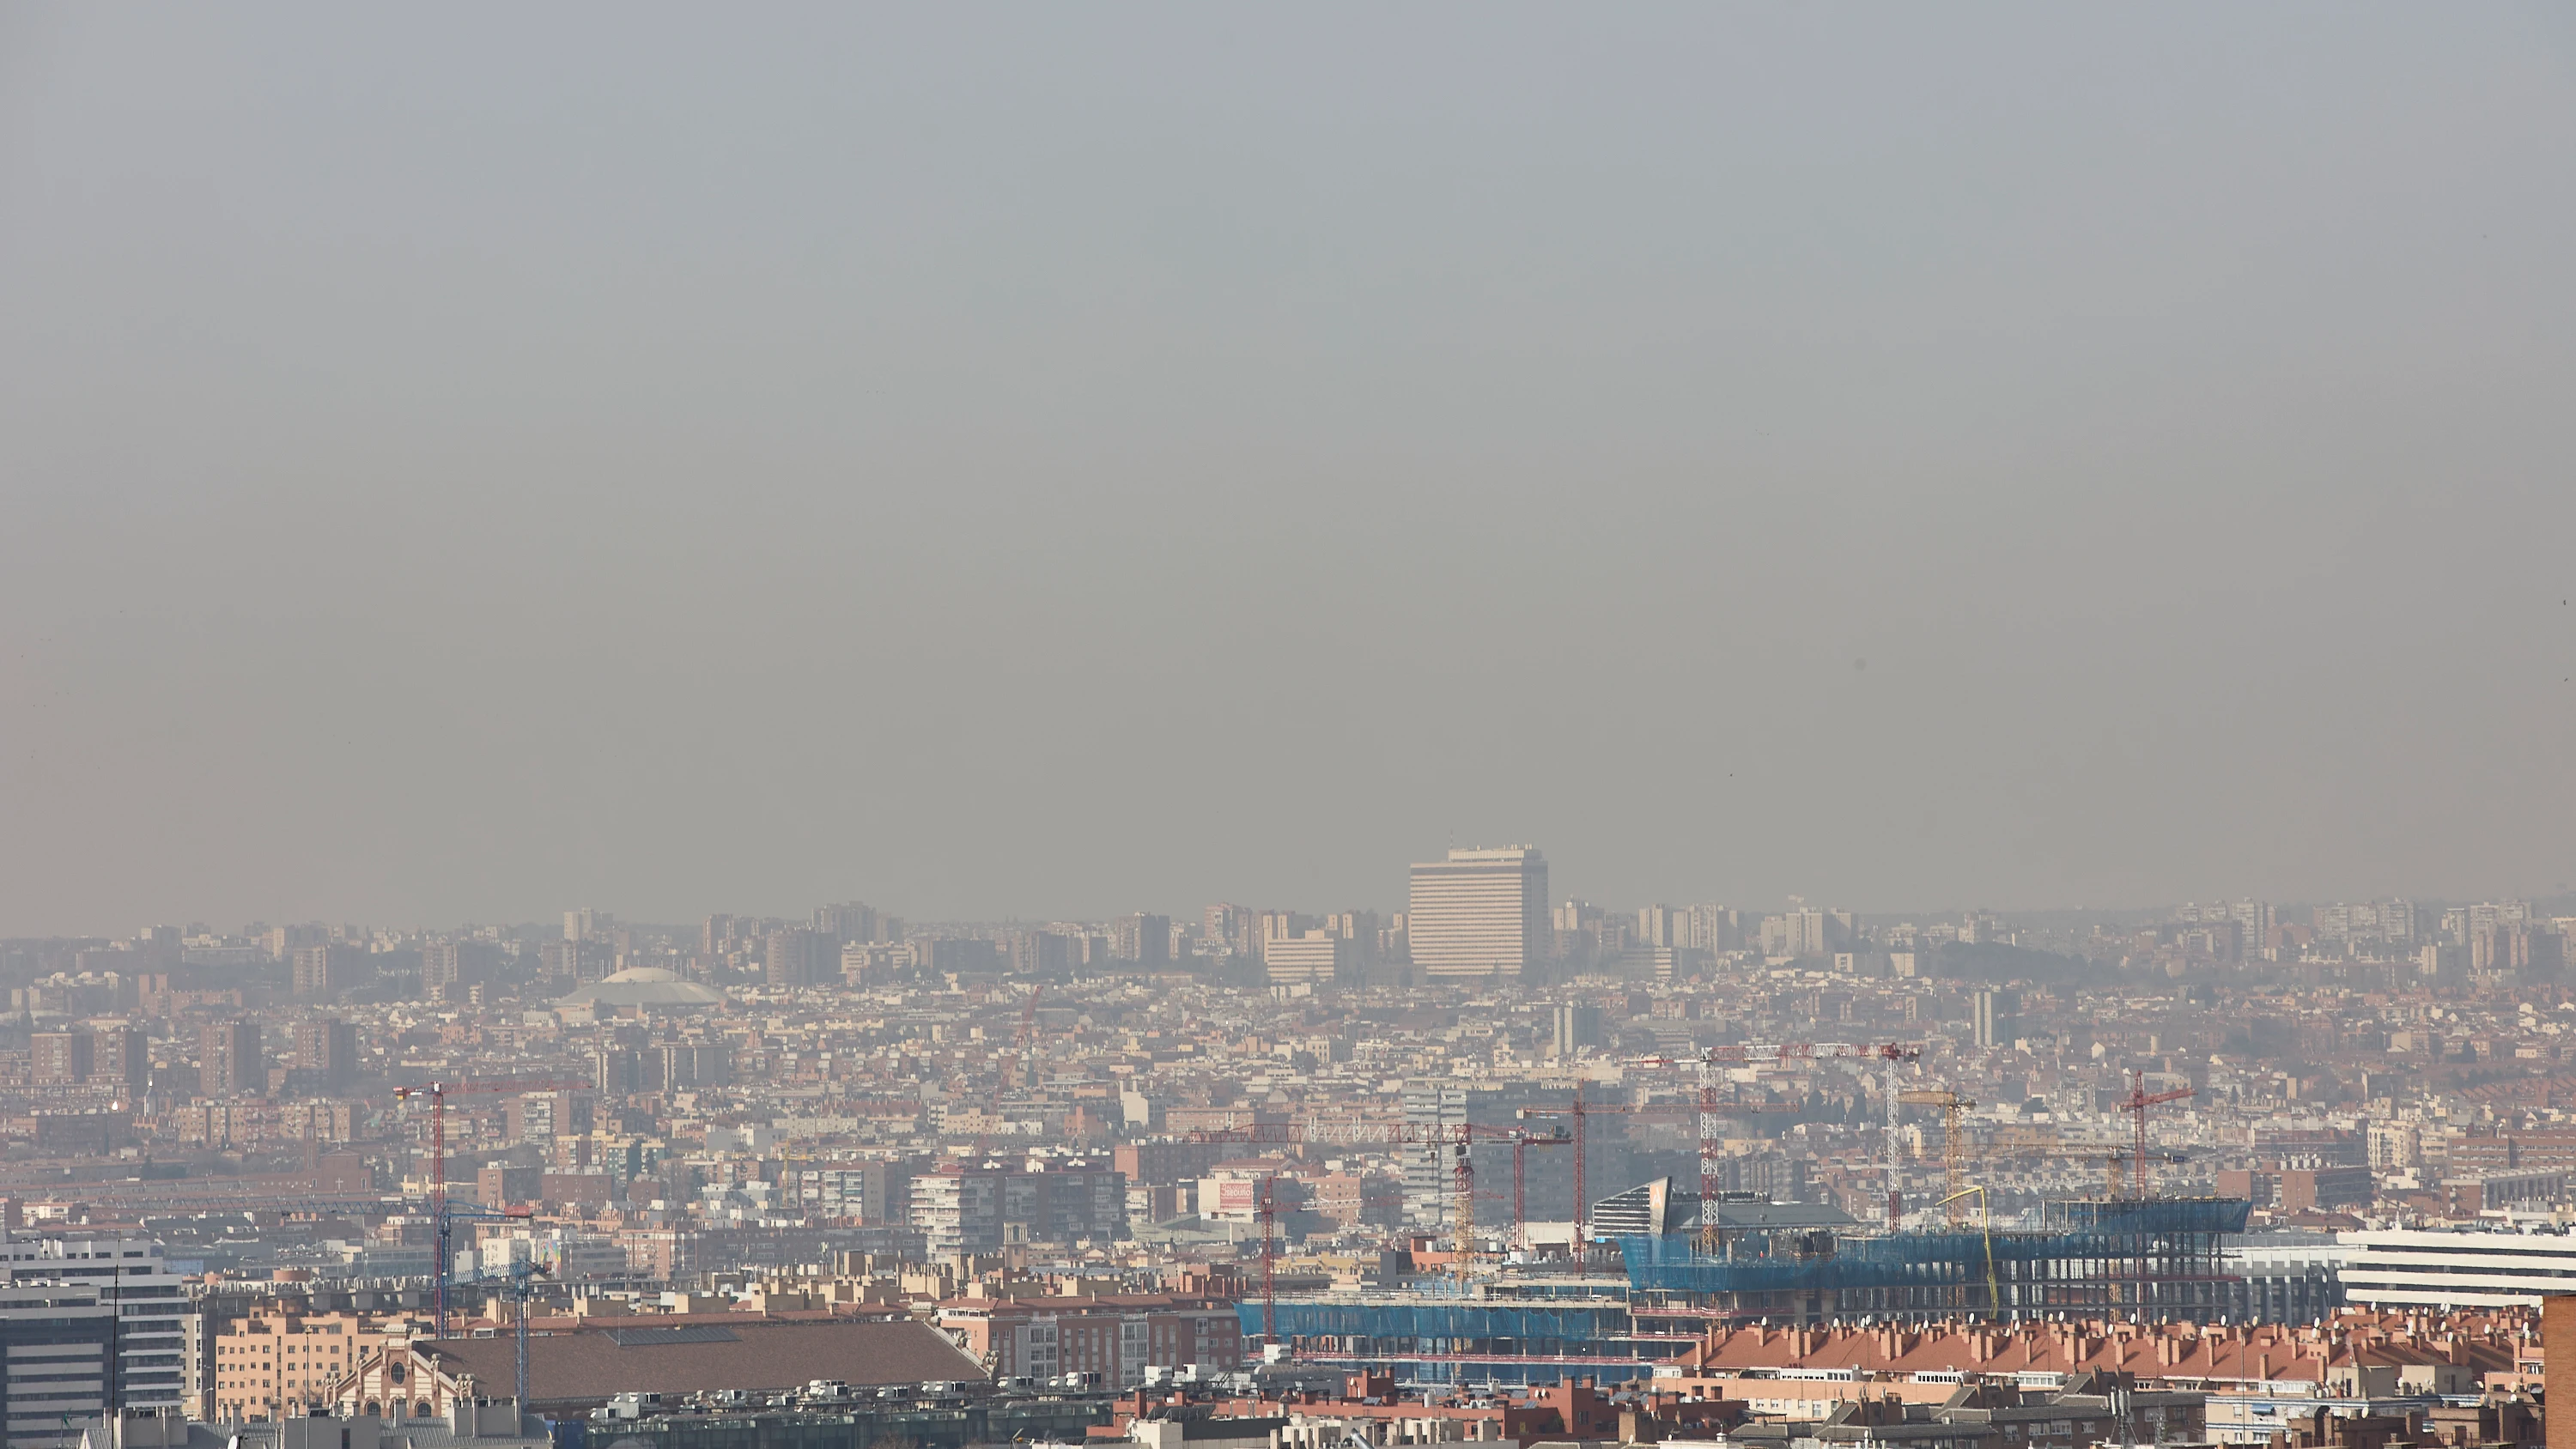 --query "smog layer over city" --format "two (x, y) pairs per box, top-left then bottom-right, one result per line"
(3, 9), (2574, 1449)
